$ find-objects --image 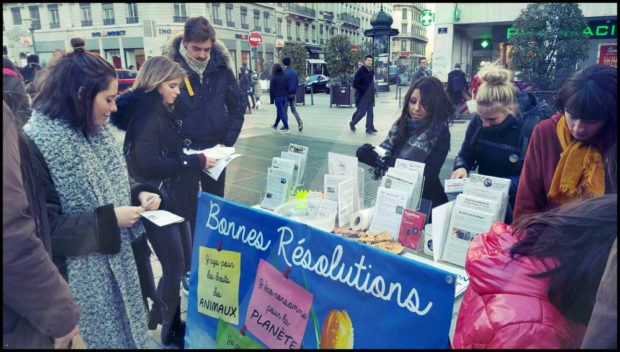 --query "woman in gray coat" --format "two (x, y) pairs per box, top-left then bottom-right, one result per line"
(23, 38), (160, 349)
